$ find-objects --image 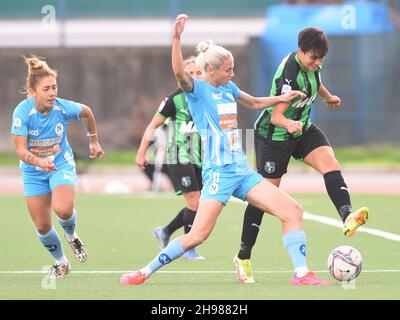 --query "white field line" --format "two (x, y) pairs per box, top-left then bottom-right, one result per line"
(1, 270), (400, 274)
(230, 198), (400, 242)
